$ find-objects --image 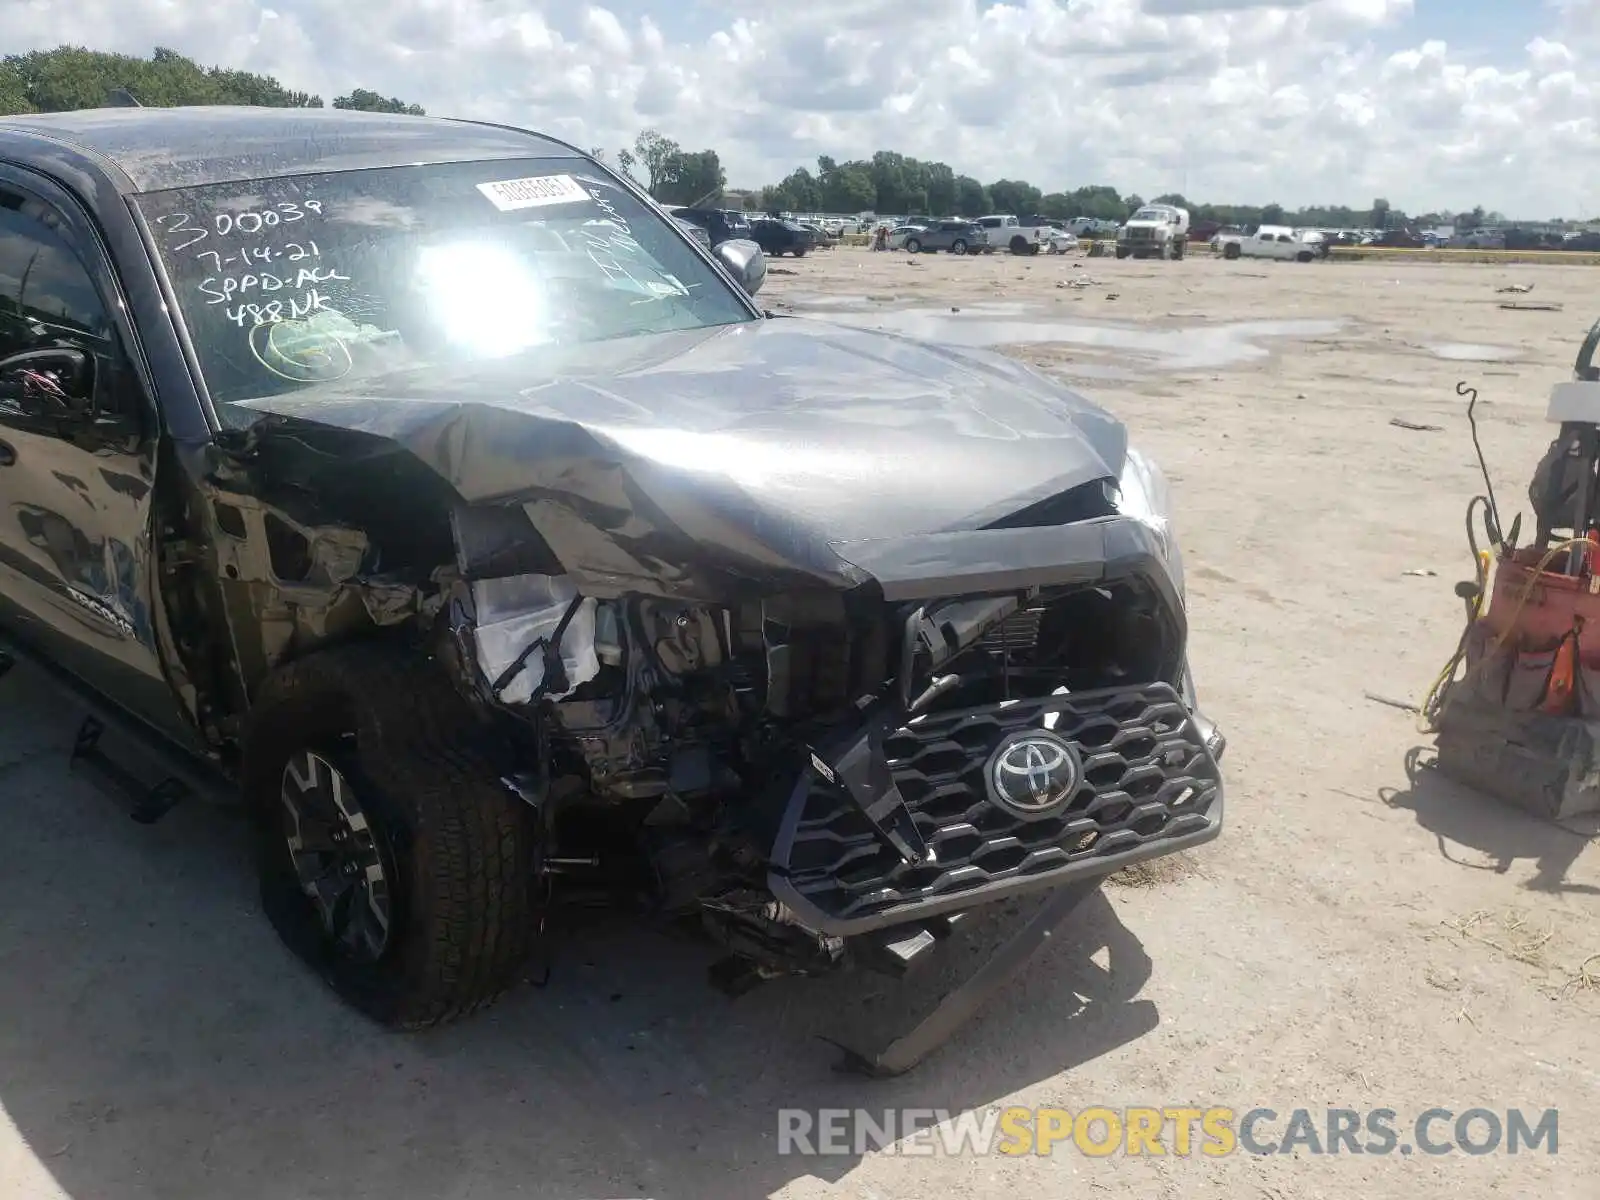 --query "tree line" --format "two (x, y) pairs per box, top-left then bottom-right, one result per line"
(0, 46), (423, 116)
(744, 152), (1514, 232)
